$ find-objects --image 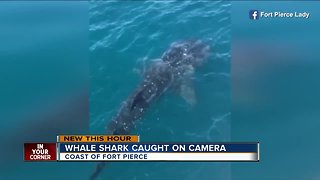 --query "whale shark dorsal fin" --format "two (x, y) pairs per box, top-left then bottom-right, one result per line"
(179, 65), (197, 105)
(130, 90), (145, 111)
